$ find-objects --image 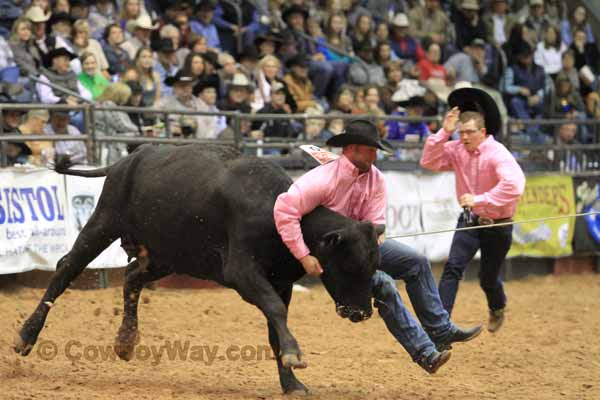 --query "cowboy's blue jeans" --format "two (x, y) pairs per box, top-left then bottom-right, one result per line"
(372, 239), (455, 360)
